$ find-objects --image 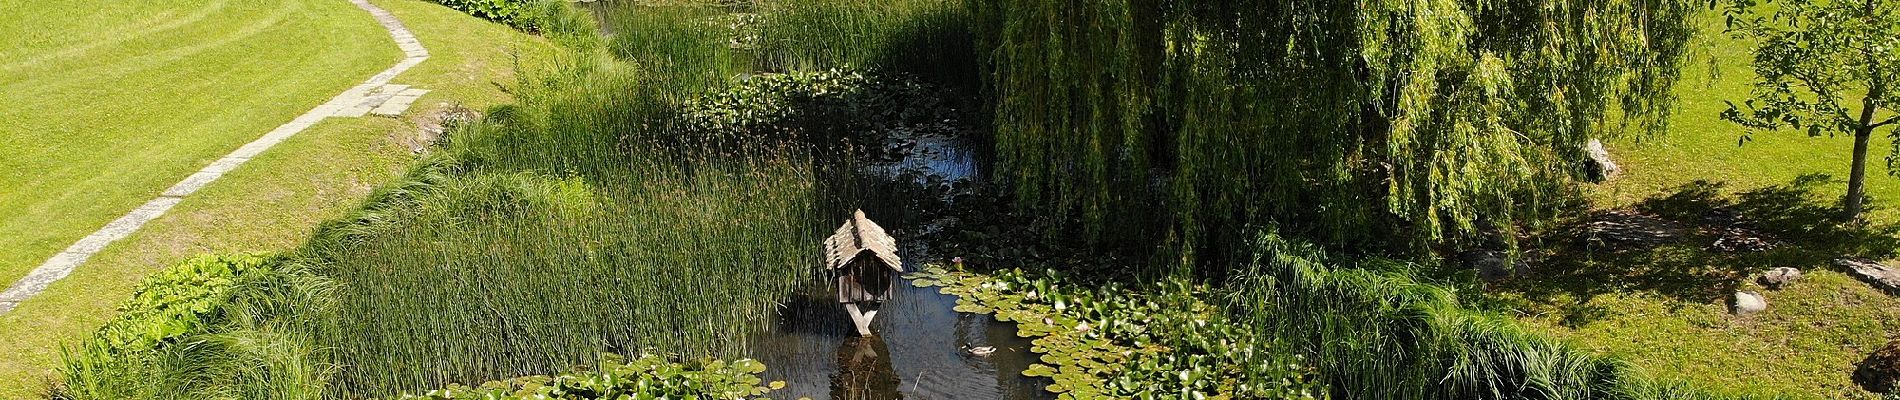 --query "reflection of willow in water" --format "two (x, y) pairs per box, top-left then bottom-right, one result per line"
(833, 336), (903, 400)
